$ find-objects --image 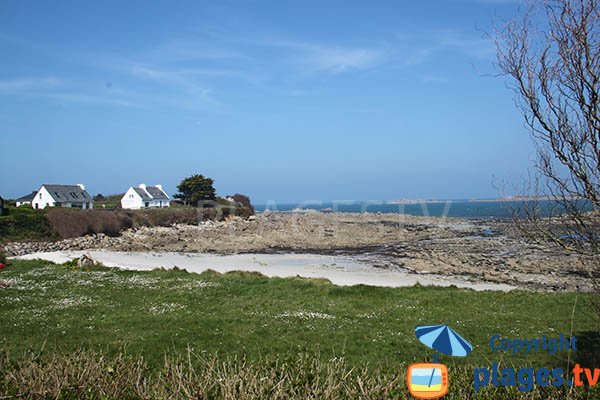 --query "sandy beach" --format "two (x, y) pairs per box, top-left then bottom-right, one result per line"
(15, 249), (516, 291)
